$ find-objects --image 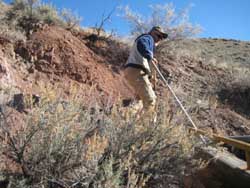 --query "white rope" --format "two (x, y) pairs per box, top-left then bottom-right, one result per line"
(151, 61), (207, 143)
